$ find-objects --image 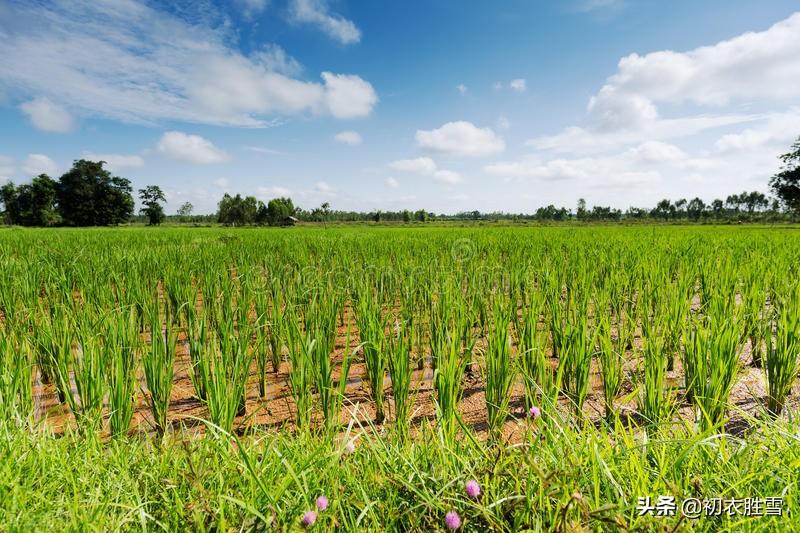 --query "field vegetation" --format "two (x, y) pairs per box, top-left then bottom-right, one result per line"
(1, 225), (799, 531)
